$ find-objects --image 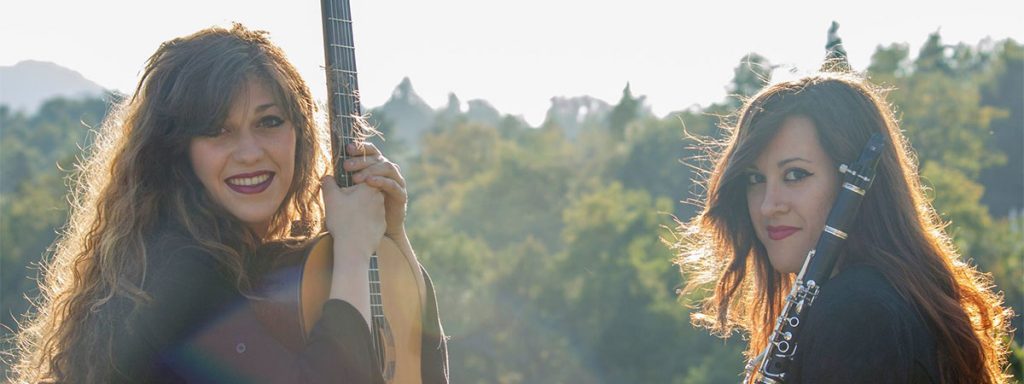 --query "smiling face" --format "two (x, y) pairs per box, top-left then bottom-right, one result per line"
(746, 115), (840, 274)
(189, 78), (296, 237)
